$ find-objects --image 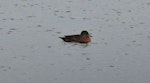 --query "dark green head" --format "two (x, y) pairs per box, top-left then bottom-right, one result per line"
(81, 31), (89, 36)
(81, 31), (92, 37)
